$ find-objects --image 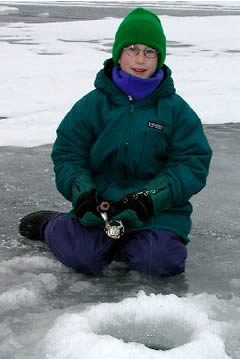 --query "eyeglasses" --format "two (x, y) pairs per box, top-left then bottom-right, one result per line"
(124, 45), (159, 59)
